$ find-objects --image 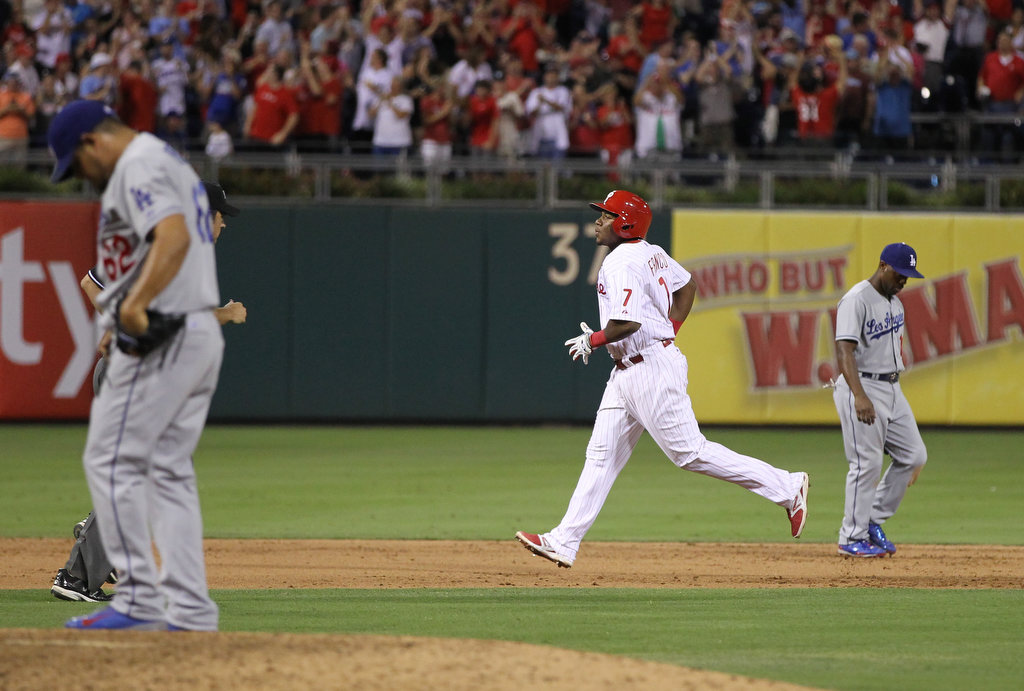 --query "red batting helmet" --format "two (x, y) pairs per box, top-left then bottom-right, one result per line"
(589, 190), (652, 240)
